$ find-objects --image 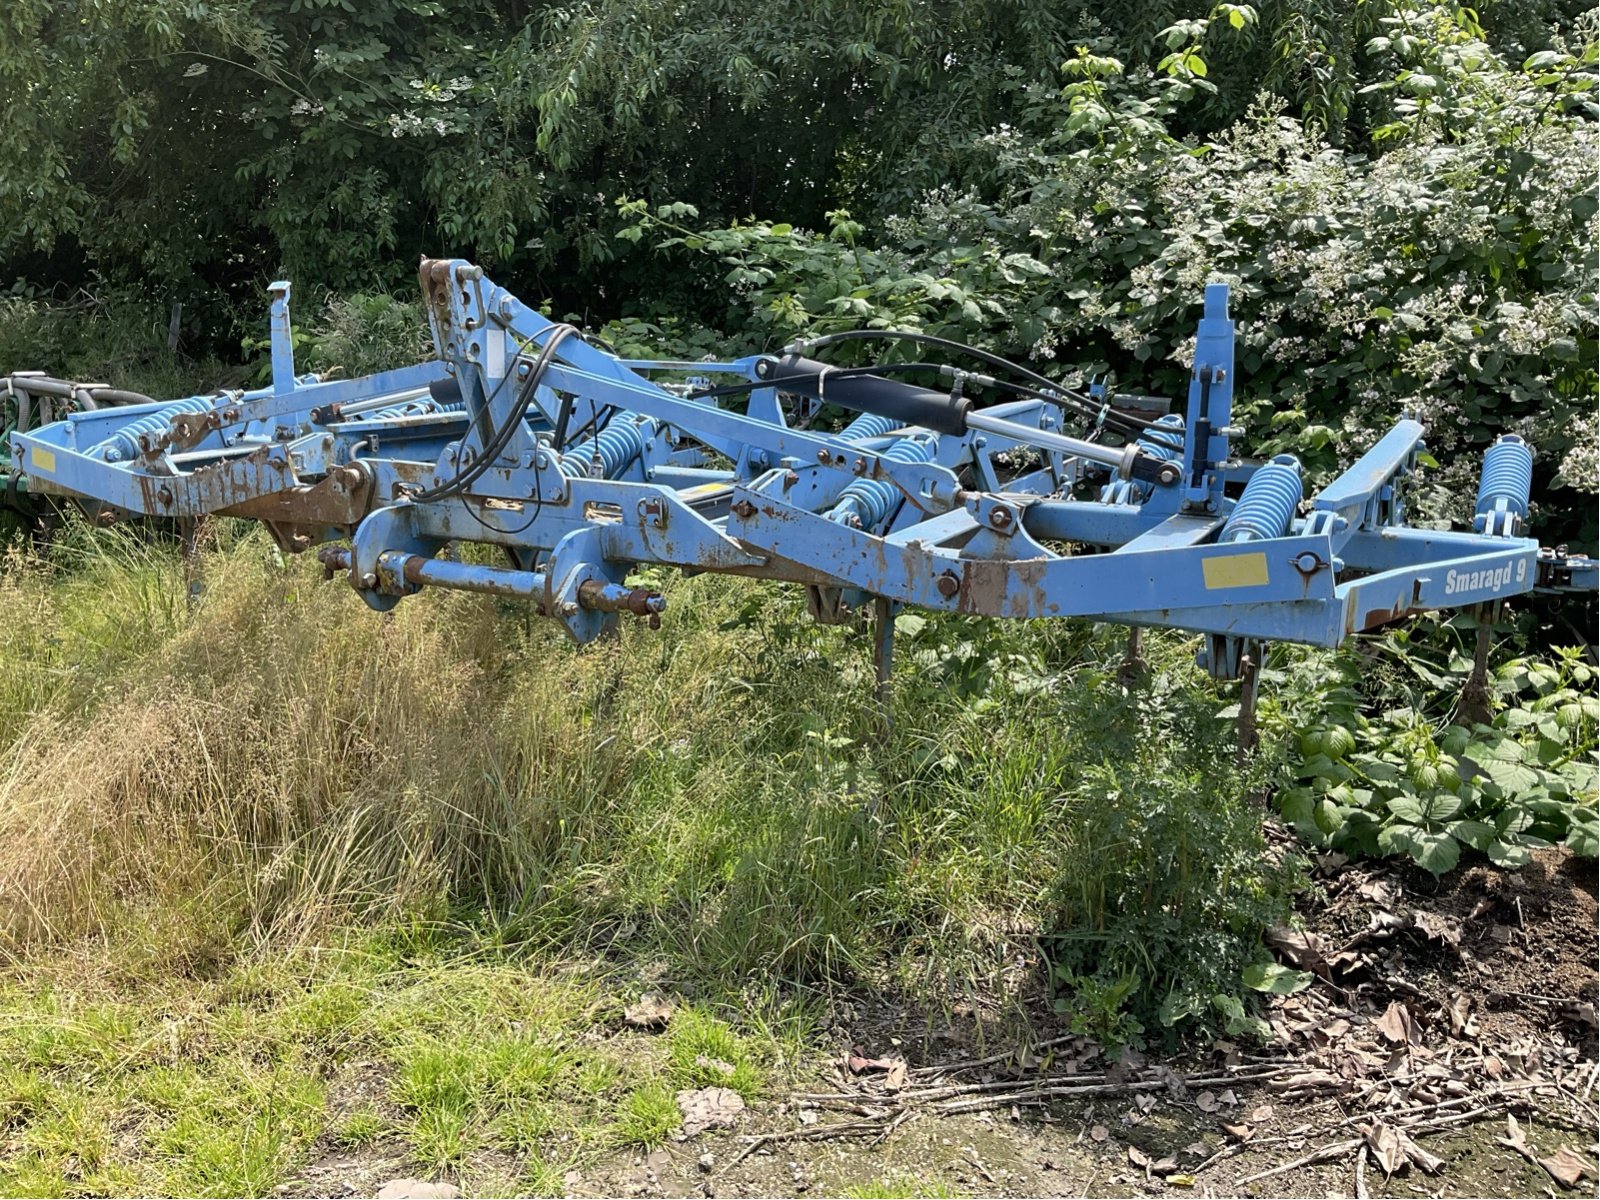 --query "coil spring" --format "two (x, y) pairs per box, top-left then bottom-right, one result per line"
(1099, 412), (1187, 504)
(90, 396), (214, 462)
(838, 412), (896, 442)
(362, 395), (465, 422)
(827, 434), (936, 529)
(558, 417), (646, 479)
(1220, 453), (1302, 543)
(1474, 434), (1533, 535)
